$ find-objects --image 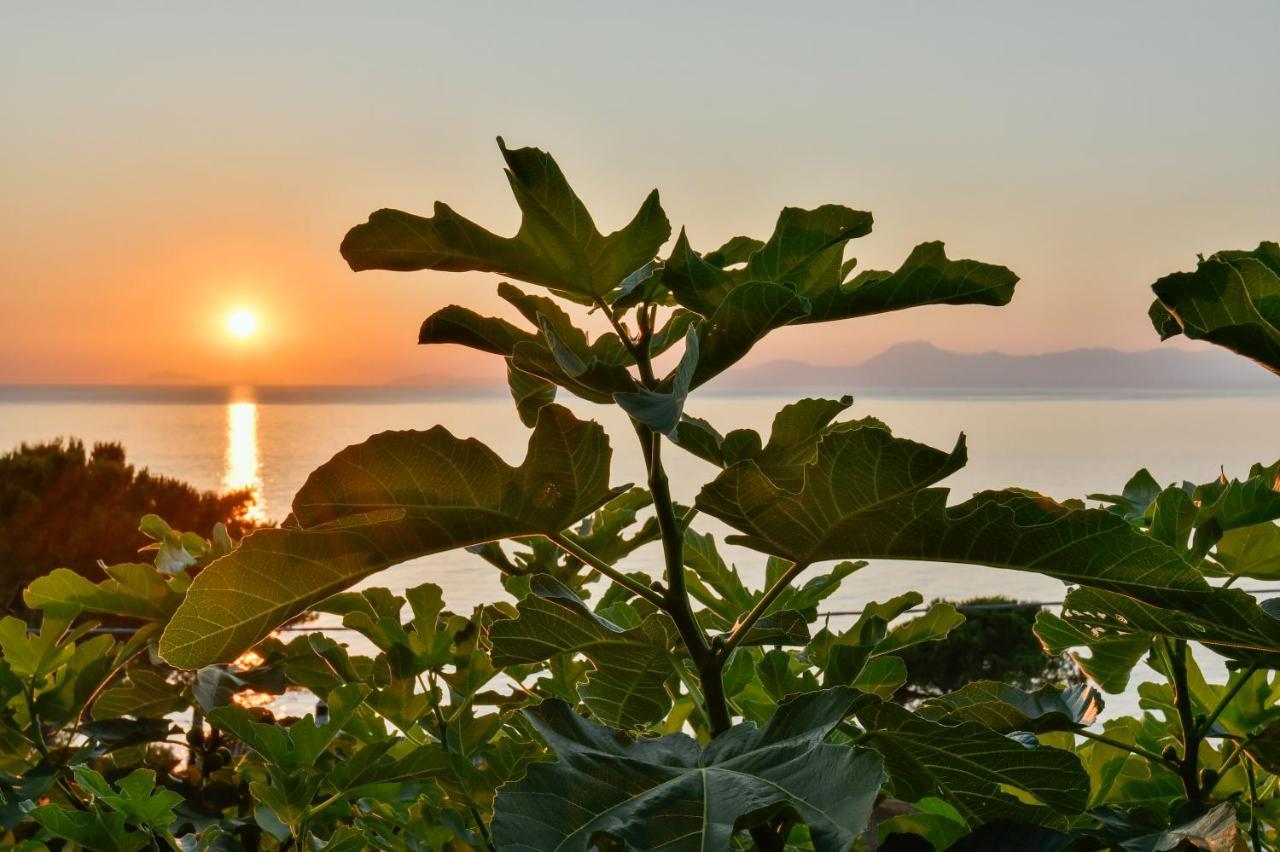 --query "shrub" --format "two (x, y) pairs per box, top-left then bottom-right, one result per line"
(0, 439), (256, 613)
